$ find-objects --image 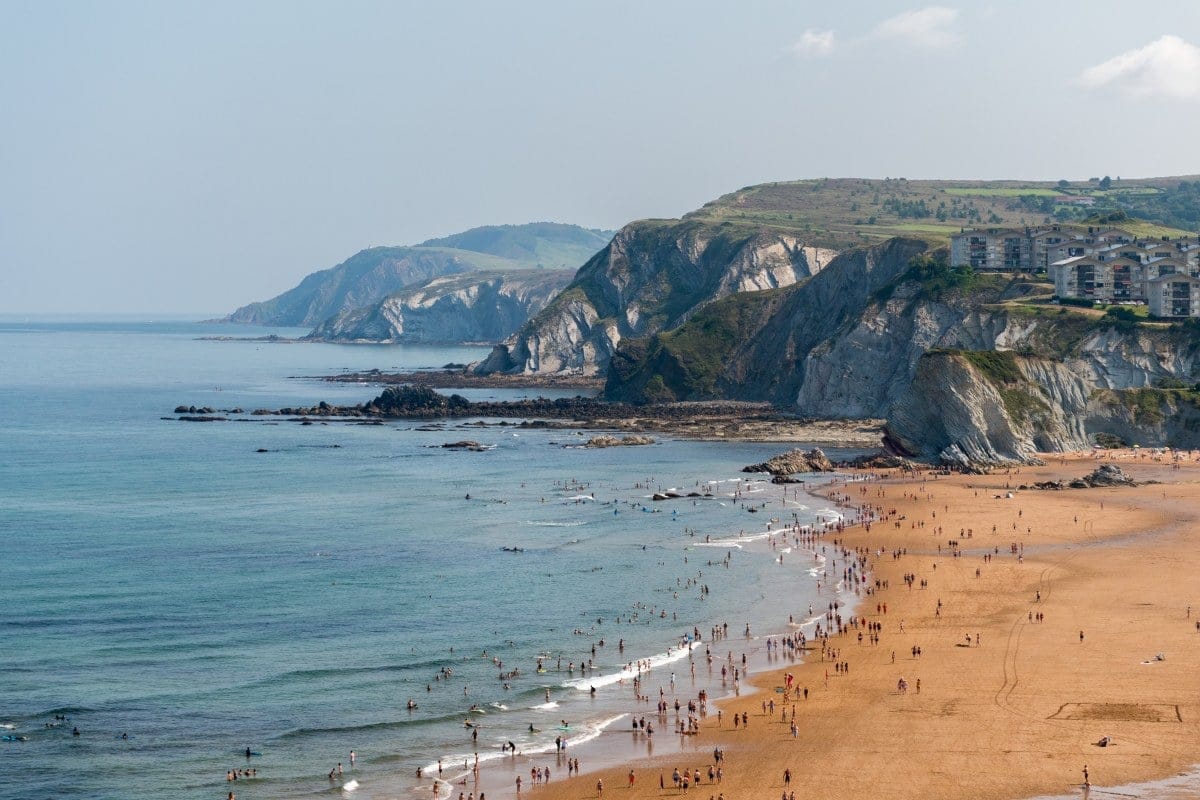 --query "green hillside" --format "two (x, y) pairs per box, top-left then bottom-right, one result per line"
(682, 176), (1200, 251)
(418, 222), (615, 270)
